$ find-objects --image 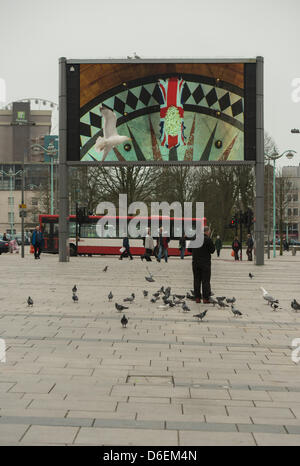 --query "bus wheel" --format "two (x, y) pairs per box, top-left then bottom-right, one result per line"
(69, 244), (77, 256)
